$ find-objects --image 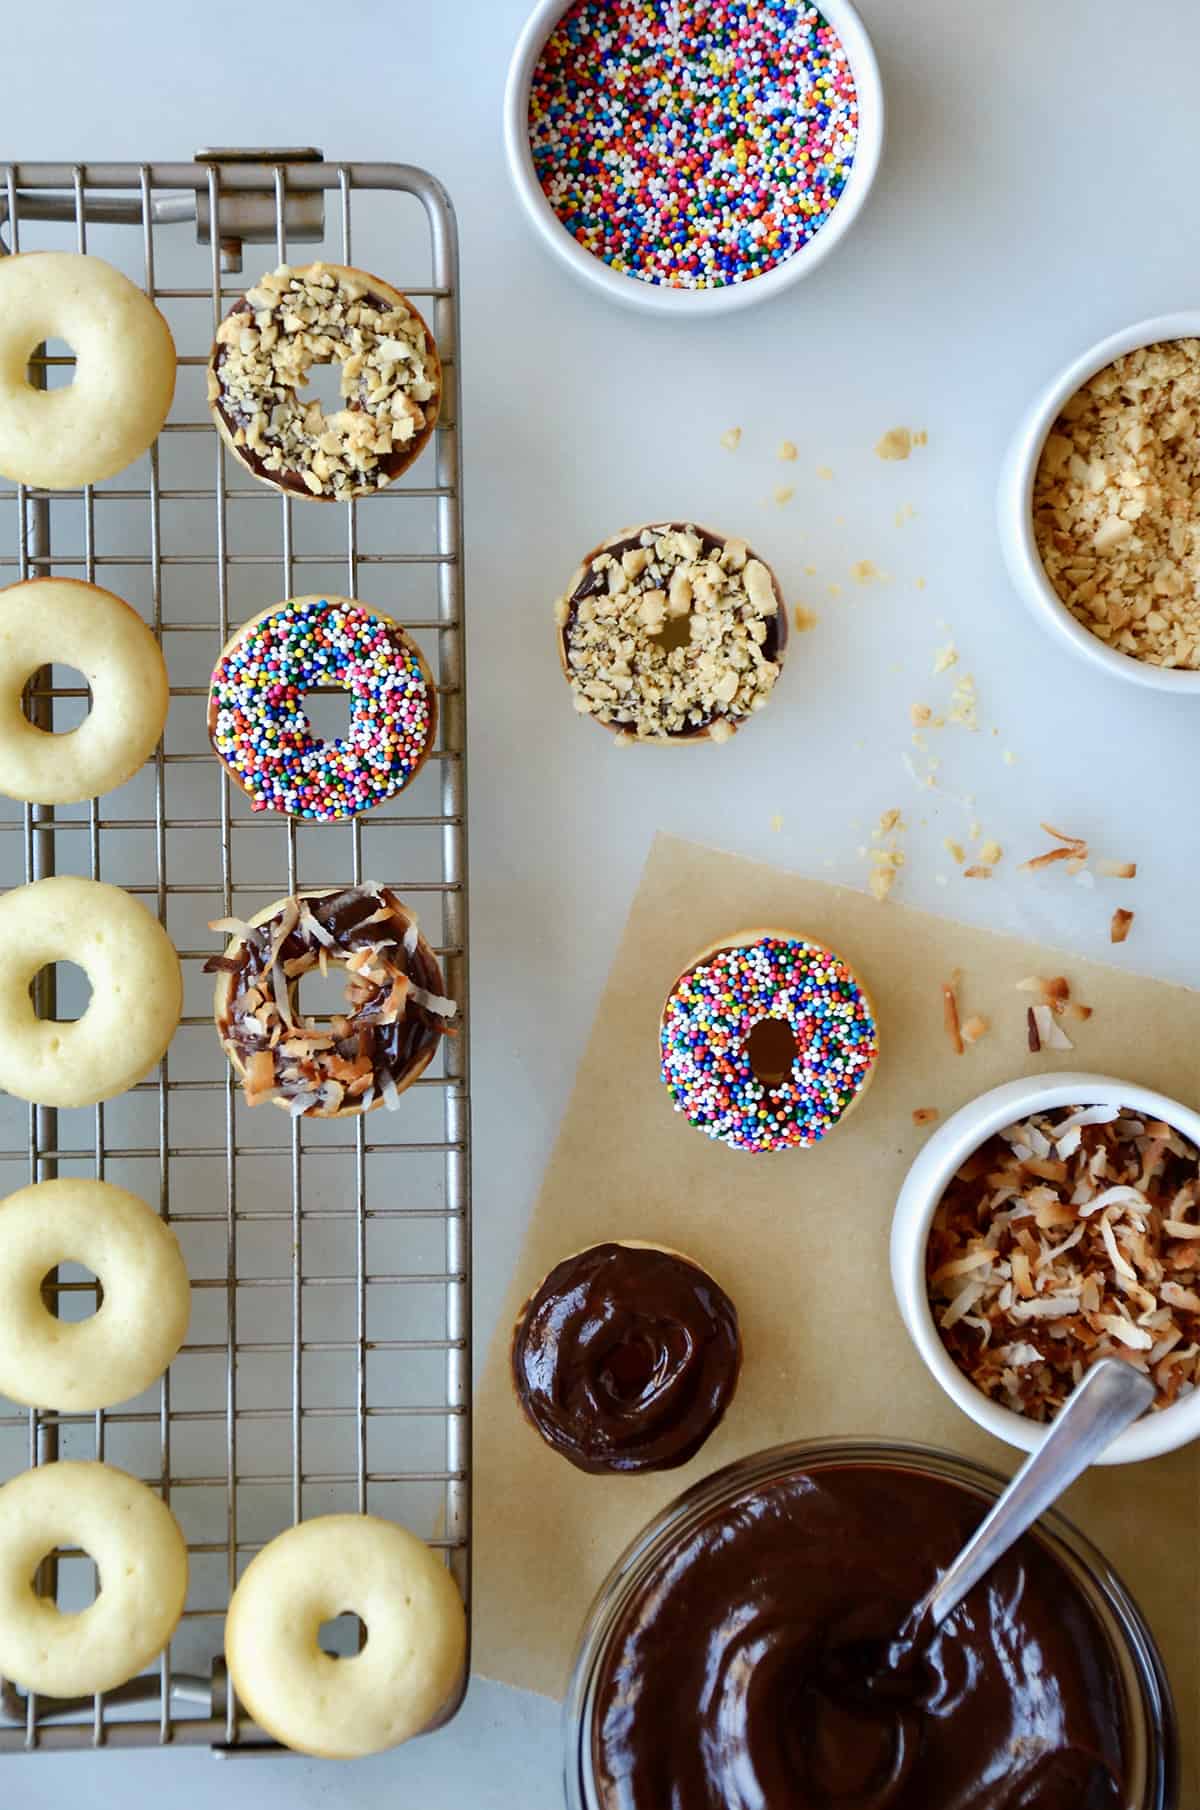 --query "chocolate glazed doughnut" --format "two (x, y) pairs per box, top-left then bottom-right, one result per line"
(510, 1242), (742, 1473)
